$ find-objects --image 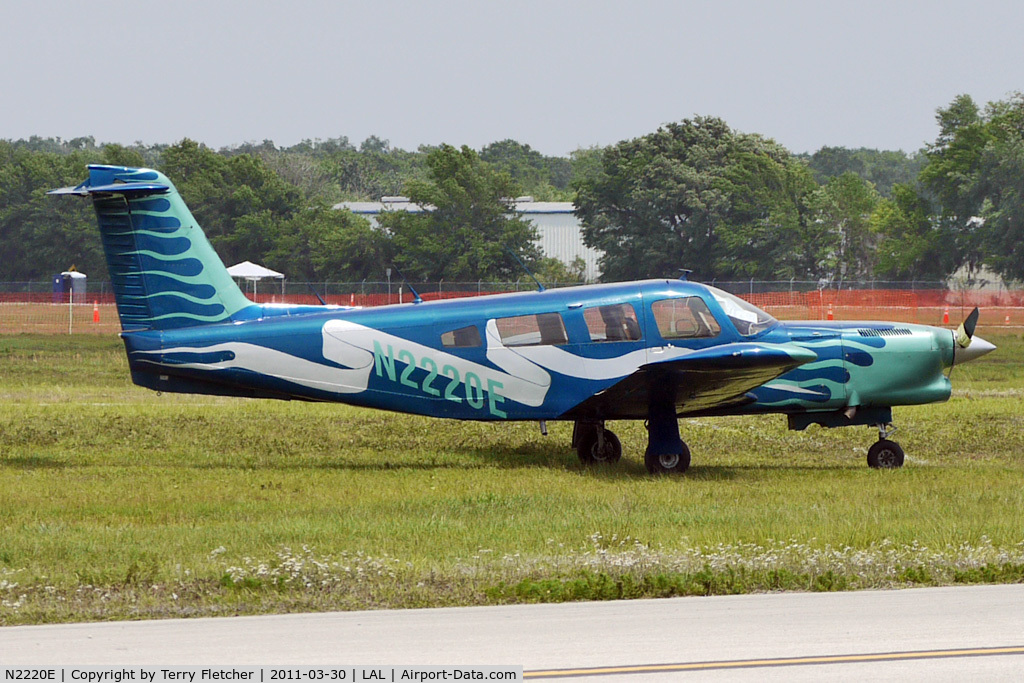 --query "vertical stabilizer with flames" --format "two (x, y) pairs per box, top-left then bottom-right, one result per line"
(50, 165), (257, 331)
